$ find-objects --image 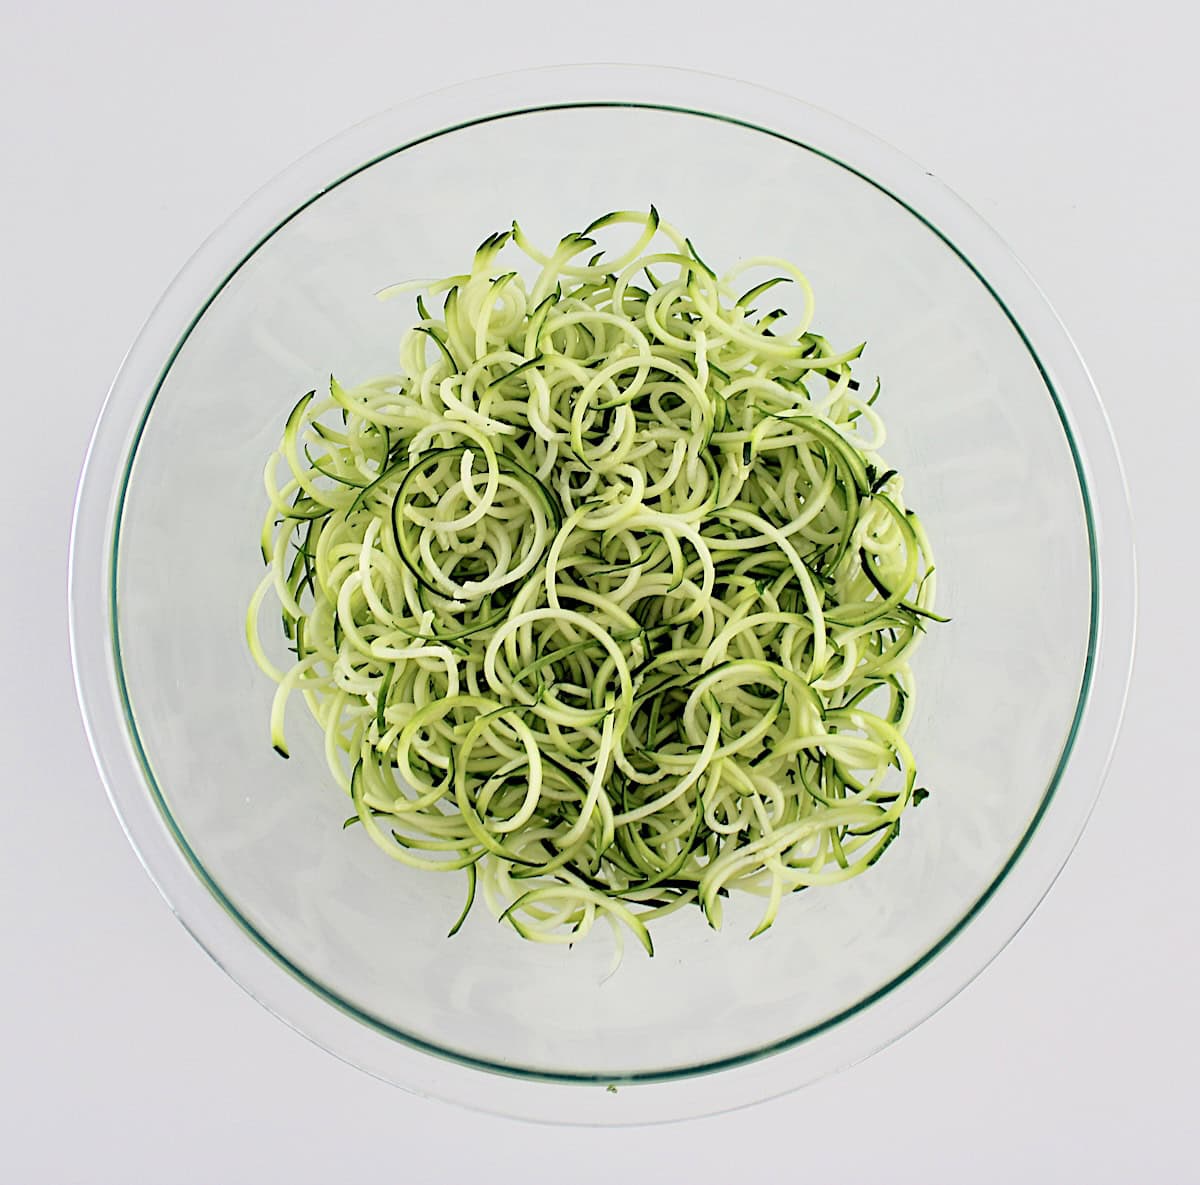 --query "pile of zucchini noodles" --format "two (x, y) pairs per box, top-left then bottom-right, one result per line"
(248, 209), (943, 956)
